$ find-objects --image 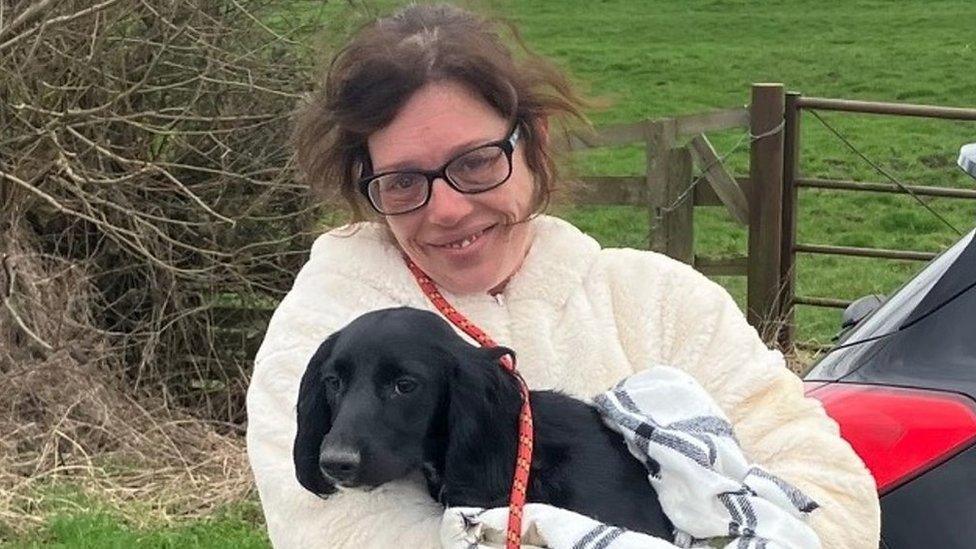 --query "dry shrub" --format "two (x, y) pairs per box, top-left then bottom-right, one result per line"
(0, 224), (252, 534)
(0, 0), (325, 422)
(0, 0), (331, 536)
